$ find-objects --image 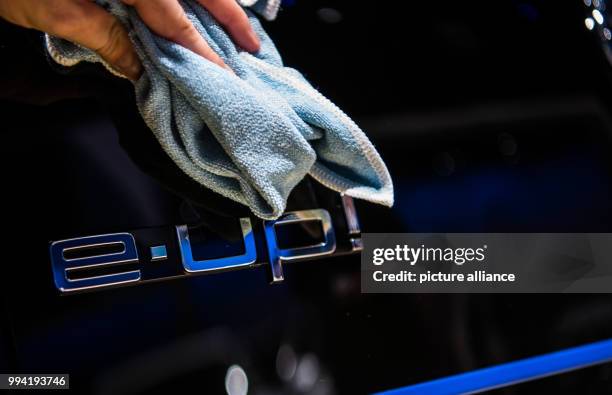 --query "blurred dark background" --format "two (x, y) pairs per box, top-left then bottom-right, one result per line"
(2, 0), (612, 394)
